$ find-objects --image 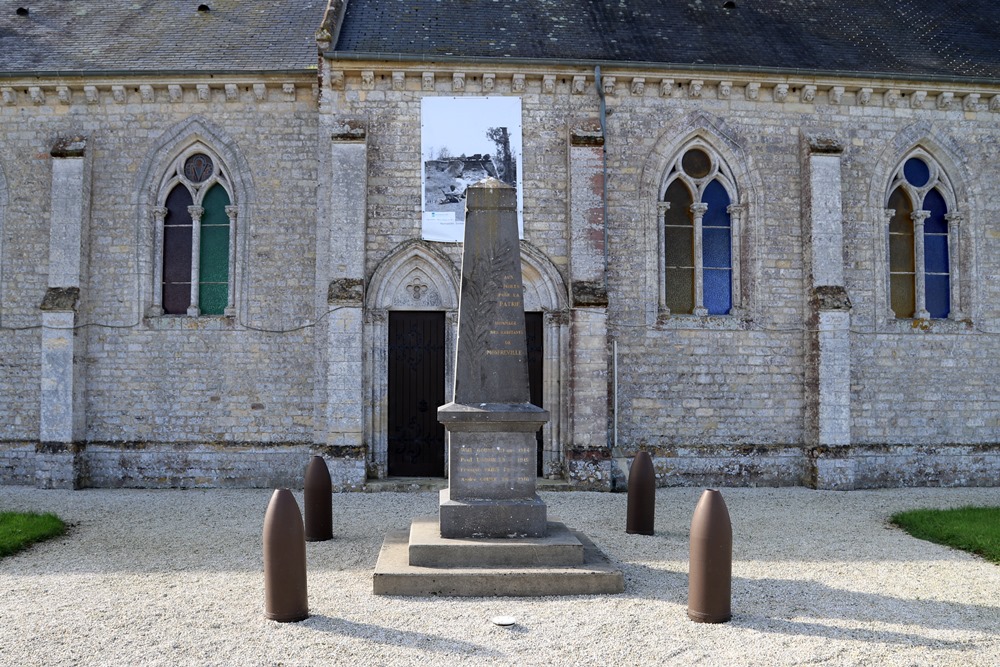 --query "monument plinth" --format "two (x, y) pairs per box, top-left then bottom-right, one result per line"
(438, 178), (548, 538)
(373, 178), (623, 596)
